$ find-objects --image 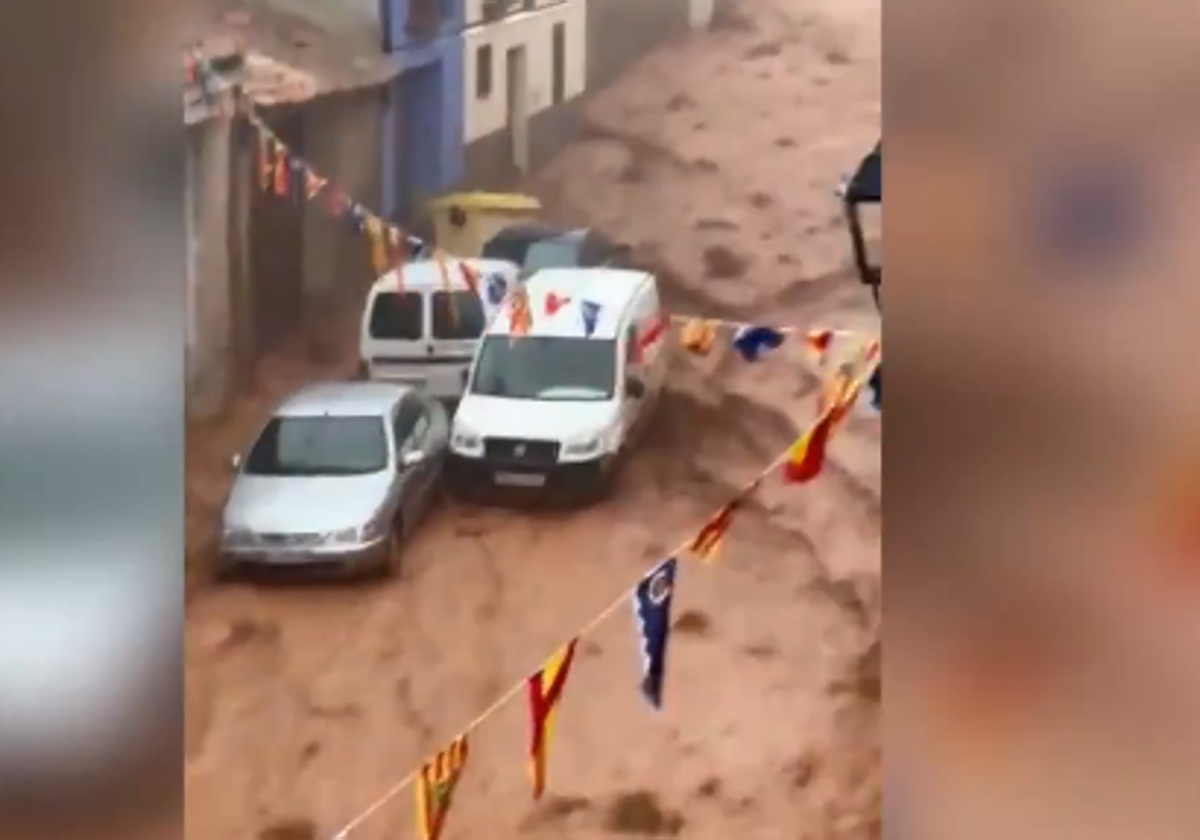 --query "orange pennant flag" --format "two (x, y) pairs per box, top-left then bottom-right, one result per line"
(509, 285), (533, 339)
(527, 640), (578, 798)
(364, 215), (389, 275)
(681, 319), (718, 355)
(257, 130), (272, 192)
(688, 497), (743, 562)
(414, 735), (470, 840)
(272, 140), (289, 197)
